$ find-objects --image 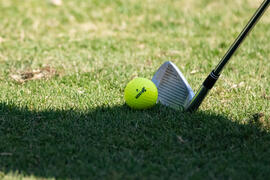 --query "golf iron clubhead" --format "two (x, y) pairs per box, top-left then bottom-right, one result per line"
(153, 0), (269, 112)
(152, 61), (194, 110)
